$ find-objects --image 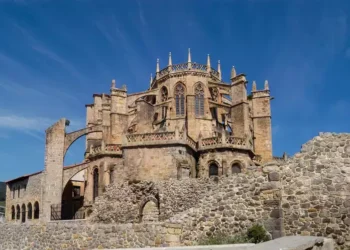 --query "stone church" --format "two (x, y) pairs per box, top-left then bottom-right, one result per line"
(5, 49), (274, 223)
